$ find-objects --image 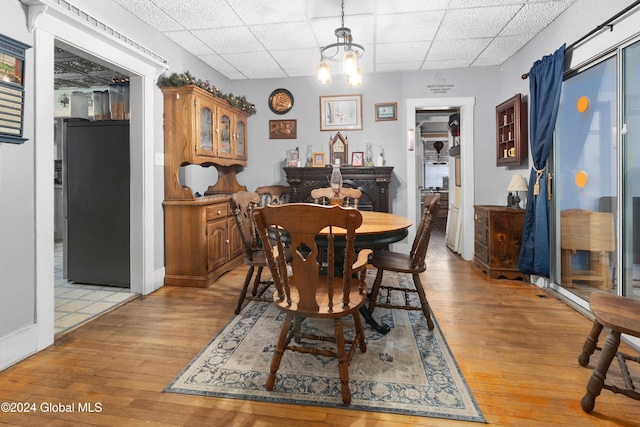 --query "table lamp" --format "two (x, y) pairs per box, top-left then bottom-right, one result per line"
(507, 174), (528, 209)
